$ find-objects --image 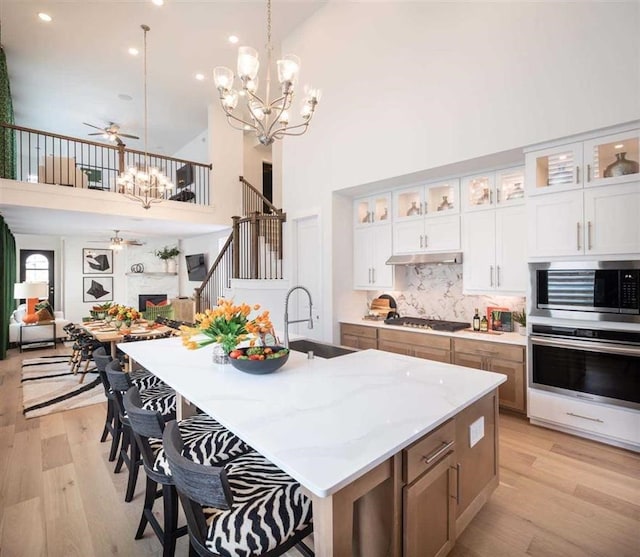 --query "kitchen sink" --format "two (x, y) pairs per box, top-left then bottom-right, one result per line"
(288, 339), (355, 359)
